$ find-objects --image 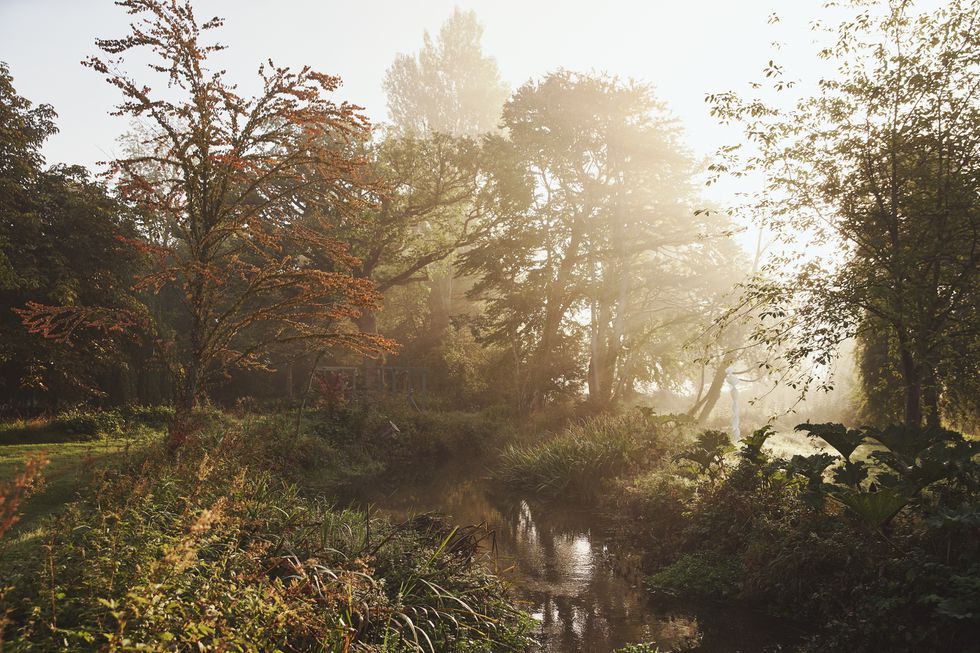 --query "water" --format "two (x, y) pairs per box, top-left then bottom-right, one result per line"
(349, 465), (800, 652)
